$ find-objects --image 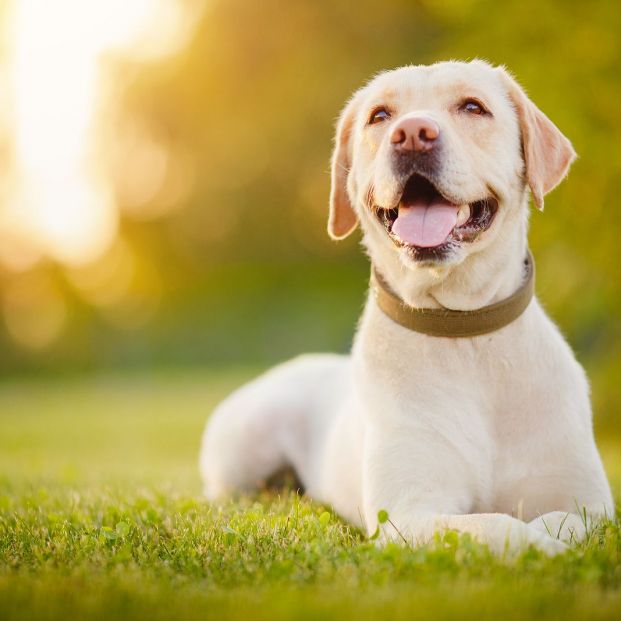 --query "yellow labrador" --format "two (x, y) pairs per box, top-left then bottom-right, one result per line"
(200, 60), (613, 554)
